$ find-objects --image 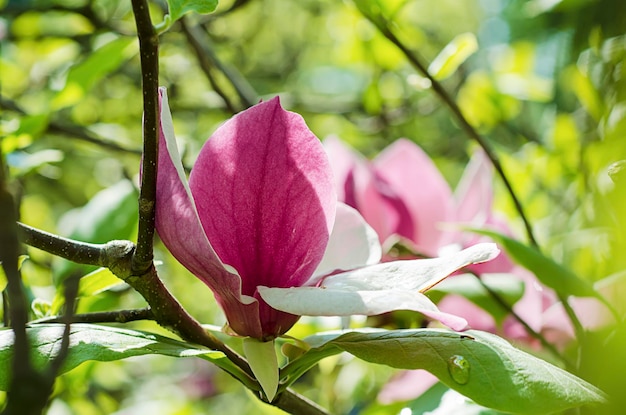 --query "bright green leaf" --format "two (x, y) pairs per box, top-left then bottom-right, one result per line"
(0, 256), (29, 292)
(0, 324), (226, 391)
(51, 267), (125, 315)
(428, 33), (478, 80)
(53, 37), (136, 109)
(283, 329), (606, 414)
(244, 338), (279, 402)
(157, 0), (219, 31)
(468, 229), (597, 298)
